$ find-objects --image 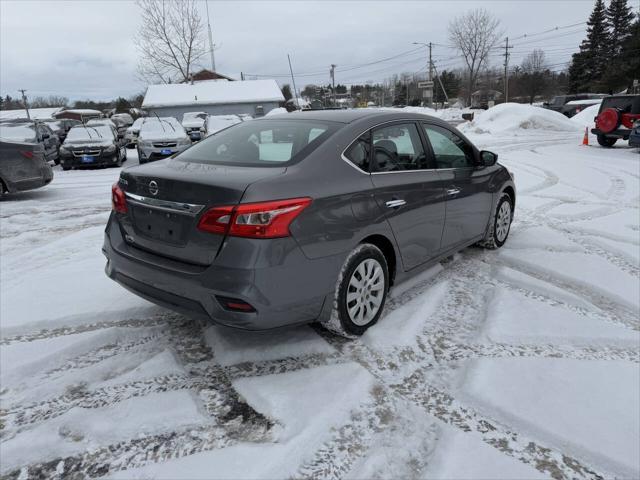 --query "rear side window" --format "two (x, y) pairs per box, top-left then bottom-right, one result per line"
(372, 123), (428, 172)
(422, 124), (475, 169)
(343, 132), (371, 172)
(178, 119), (337, 166)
